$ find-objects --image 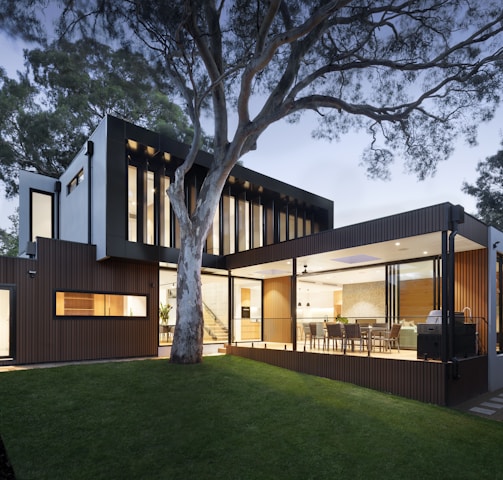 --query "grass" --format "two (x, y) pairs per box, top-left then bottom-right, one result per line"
(0, 355), (502, 480)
